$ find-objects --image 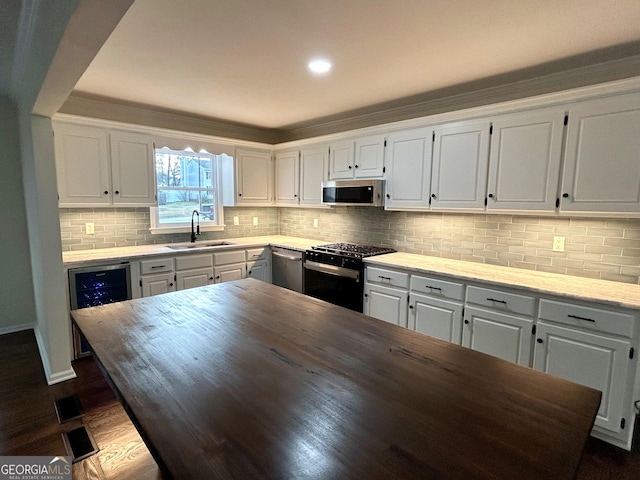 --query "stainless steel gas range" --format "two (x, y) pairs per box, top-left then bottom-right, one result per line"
(304, 243), (396, 312)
